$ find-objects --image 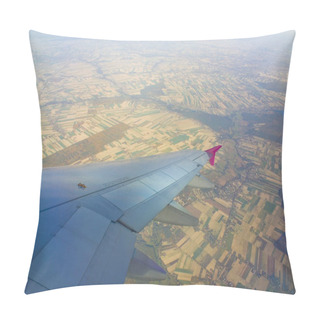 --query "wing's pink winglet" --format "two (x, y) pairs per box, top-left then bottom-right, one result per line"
(205, 145), (222, 166)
